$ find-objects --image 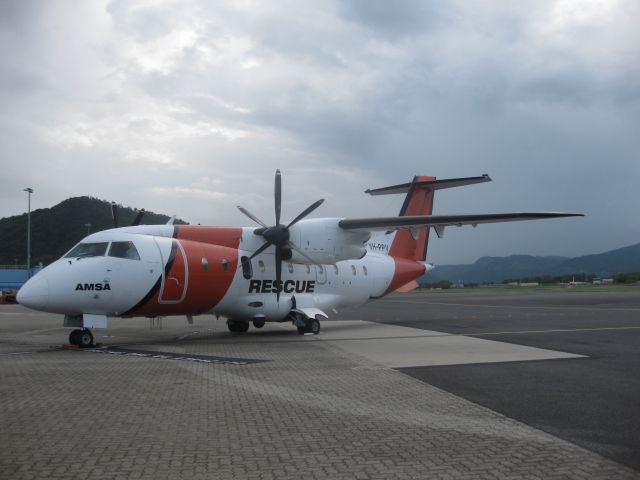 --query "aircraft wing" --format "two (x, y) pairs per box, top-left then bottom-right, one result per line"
(339, 212), (583, 237)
